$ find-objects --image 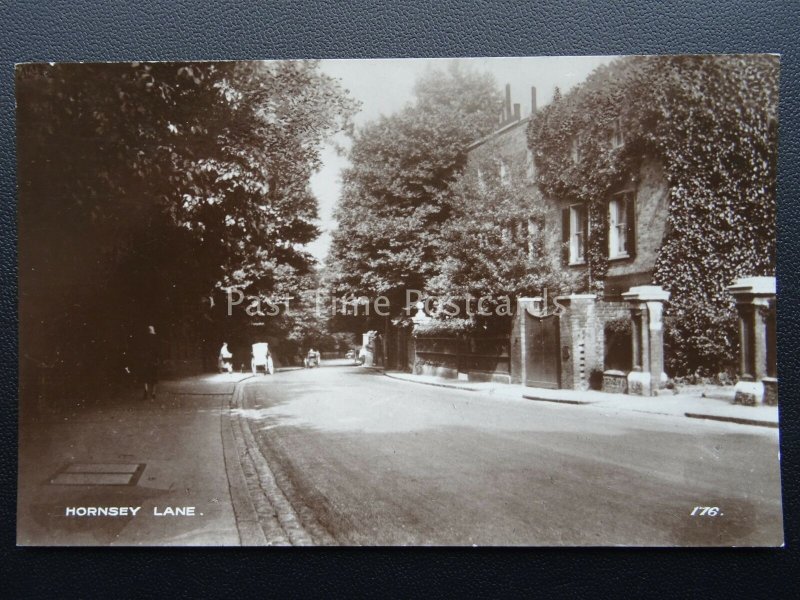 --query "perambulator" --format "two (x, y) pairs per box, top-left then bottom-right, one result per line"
(304, 349), (319, 368)
(251, 342), (275, 375)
